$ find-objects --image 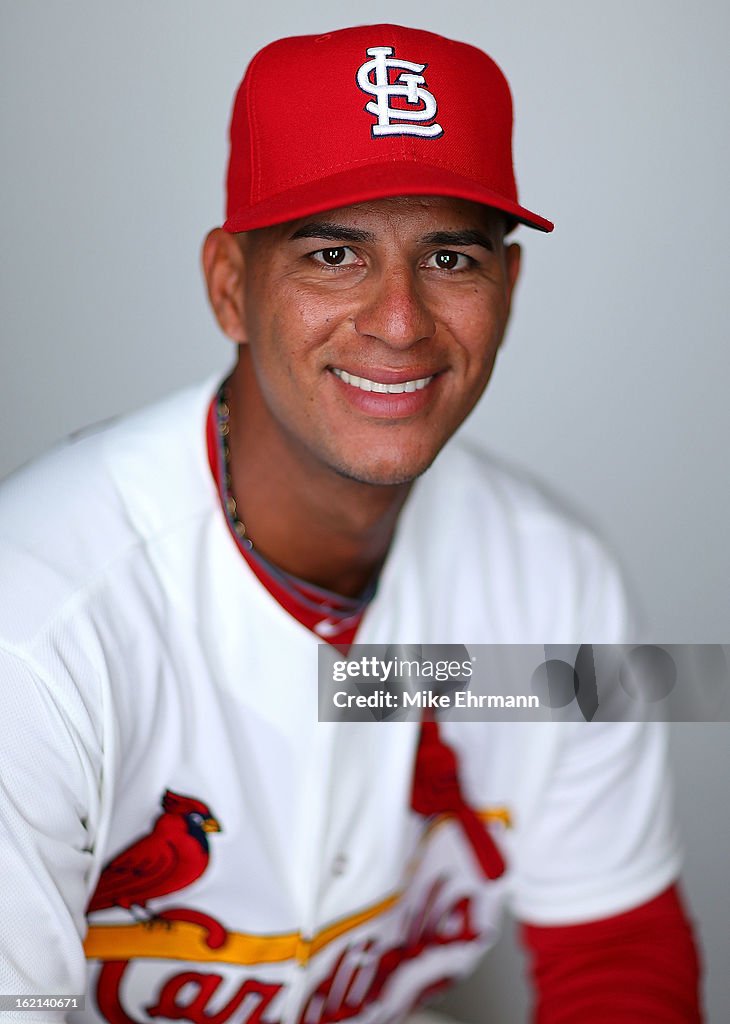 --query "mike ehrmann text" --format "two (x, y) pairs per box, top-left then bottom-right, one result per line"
(332, 690), (540, 709)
